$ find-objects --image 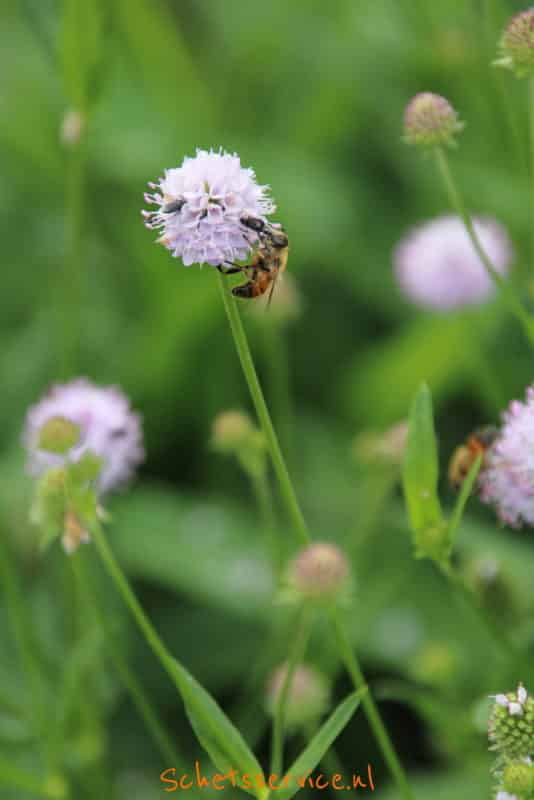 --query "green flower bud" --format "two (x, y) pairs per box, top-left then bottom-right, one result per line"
(404, 92), (464, 148)
(266, 663), (330, 729)
(411, 641), (461, 688)
(287, 542), (351, 603)
(502, 760), (534, 796)
(489, 685), (534, 759)
(37, 416), (81, 455)
(495, 9), (534, 78)
(211, 410), (266, 477)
